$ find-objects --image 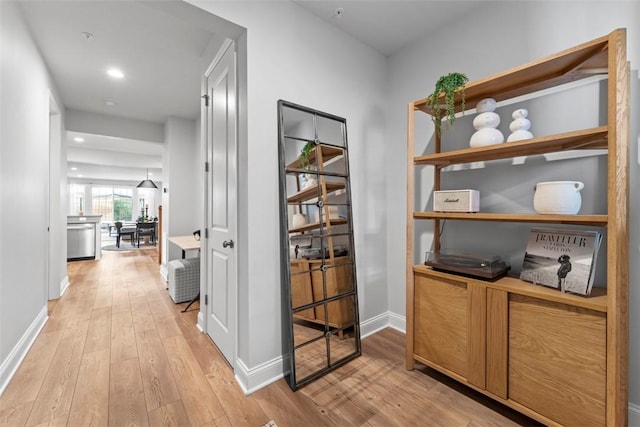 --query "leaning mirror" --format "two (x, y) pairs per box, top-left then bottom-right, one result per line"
(277, 100), (361, 390)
